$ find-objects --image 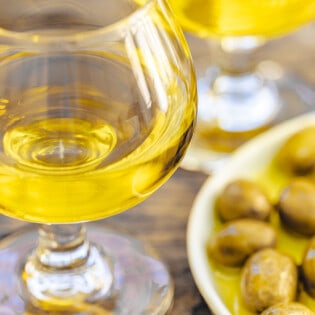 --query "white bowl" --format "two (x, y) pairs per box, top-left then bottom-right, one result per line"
(187, 112), (315, 315)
